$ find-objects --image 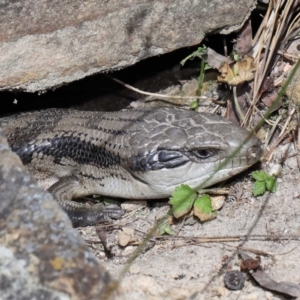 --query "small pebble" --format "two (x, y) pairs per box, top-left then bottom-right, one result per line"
(269, 164), (282, 177)
(121, 246), (136, 256)
(265, 291), (273, 300)
(256, 128), (266, 141)
(121, 201), (147, 211)
(213, 286), (229, 297)
(122, 226), (135, 236)
(129, 265), (140, 274)
(243, 292), (260, 300)
(224, 270), (245, 290)
(118, 231), (131, 247)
